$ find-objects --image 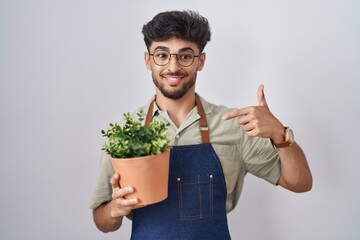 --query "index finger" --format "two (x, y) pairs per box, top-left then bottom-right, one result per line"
(223, 107), (251, 120)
